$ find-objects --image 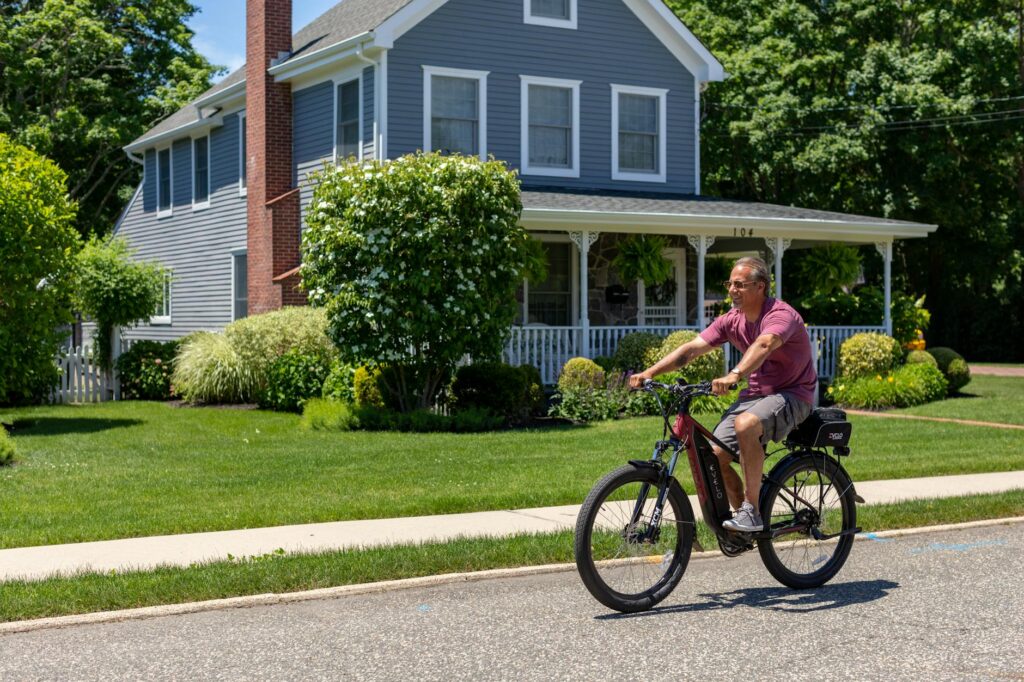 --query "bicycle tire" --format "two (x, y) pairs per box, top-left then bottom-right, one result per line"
(574, 464), (695, 612)
(757, 453), (857, 589)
